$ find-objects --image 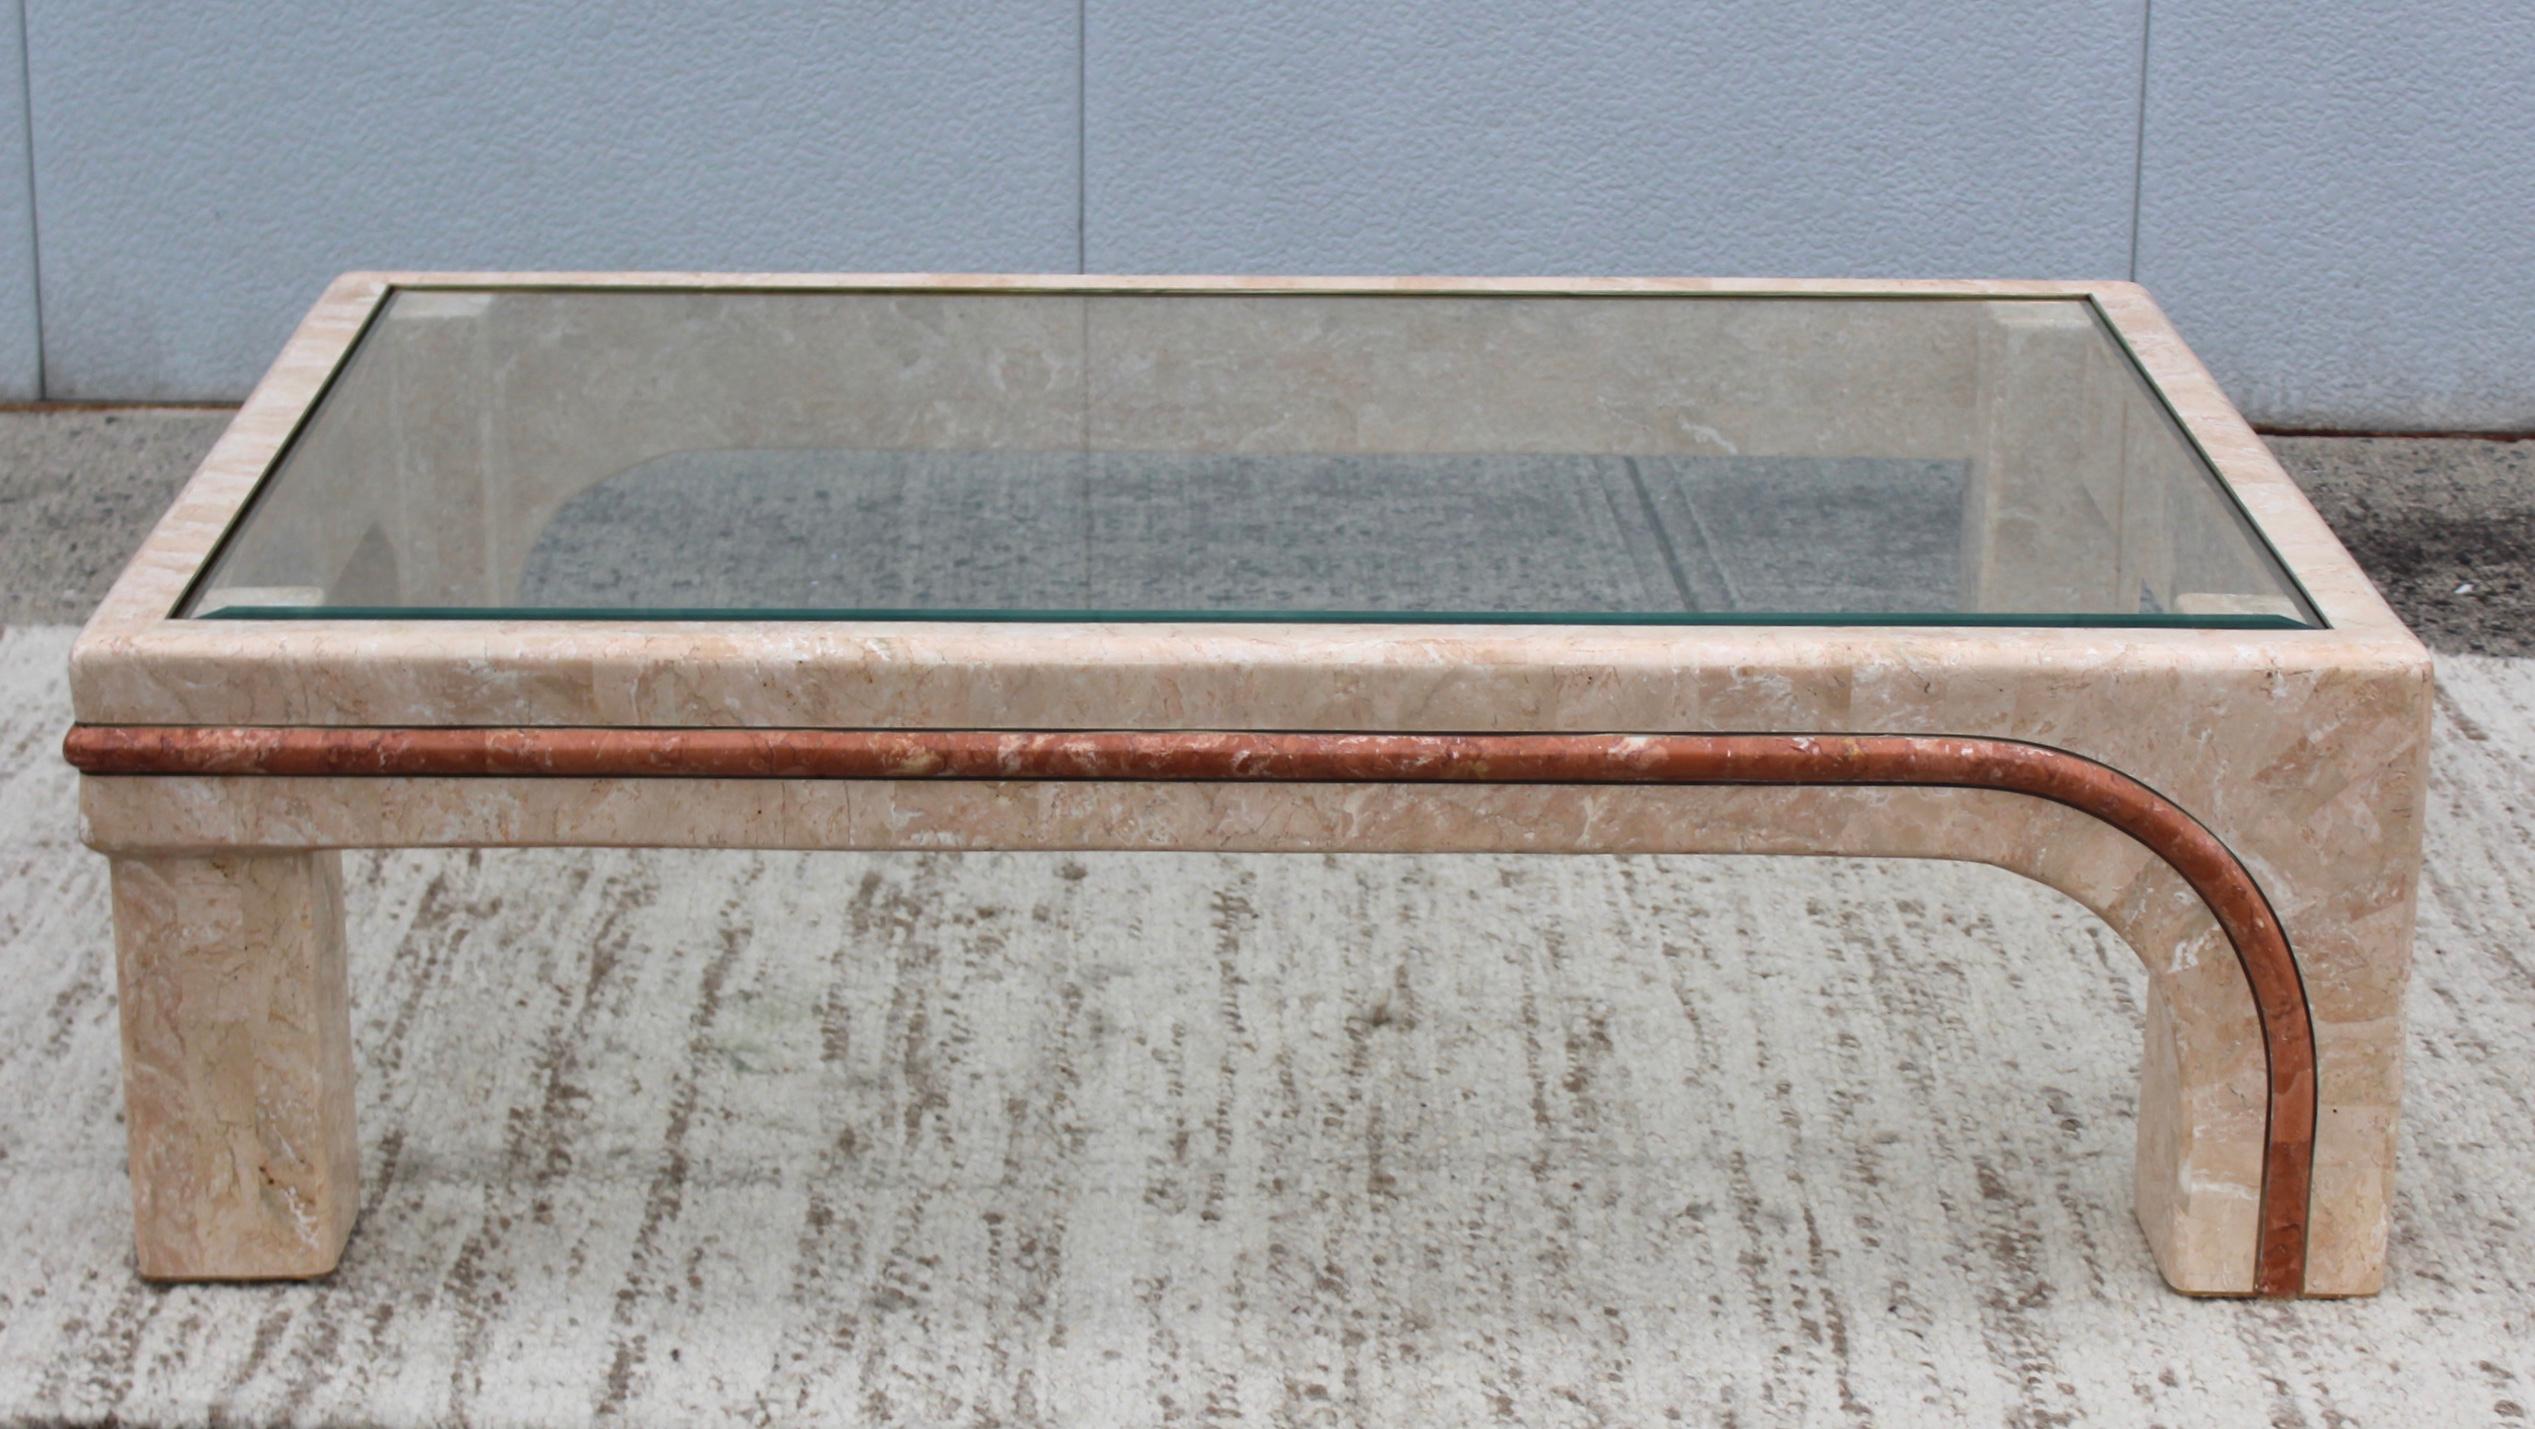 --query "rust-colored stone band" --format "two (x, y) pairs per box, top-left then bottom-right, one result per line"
(63, 723), (2315, 1296)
